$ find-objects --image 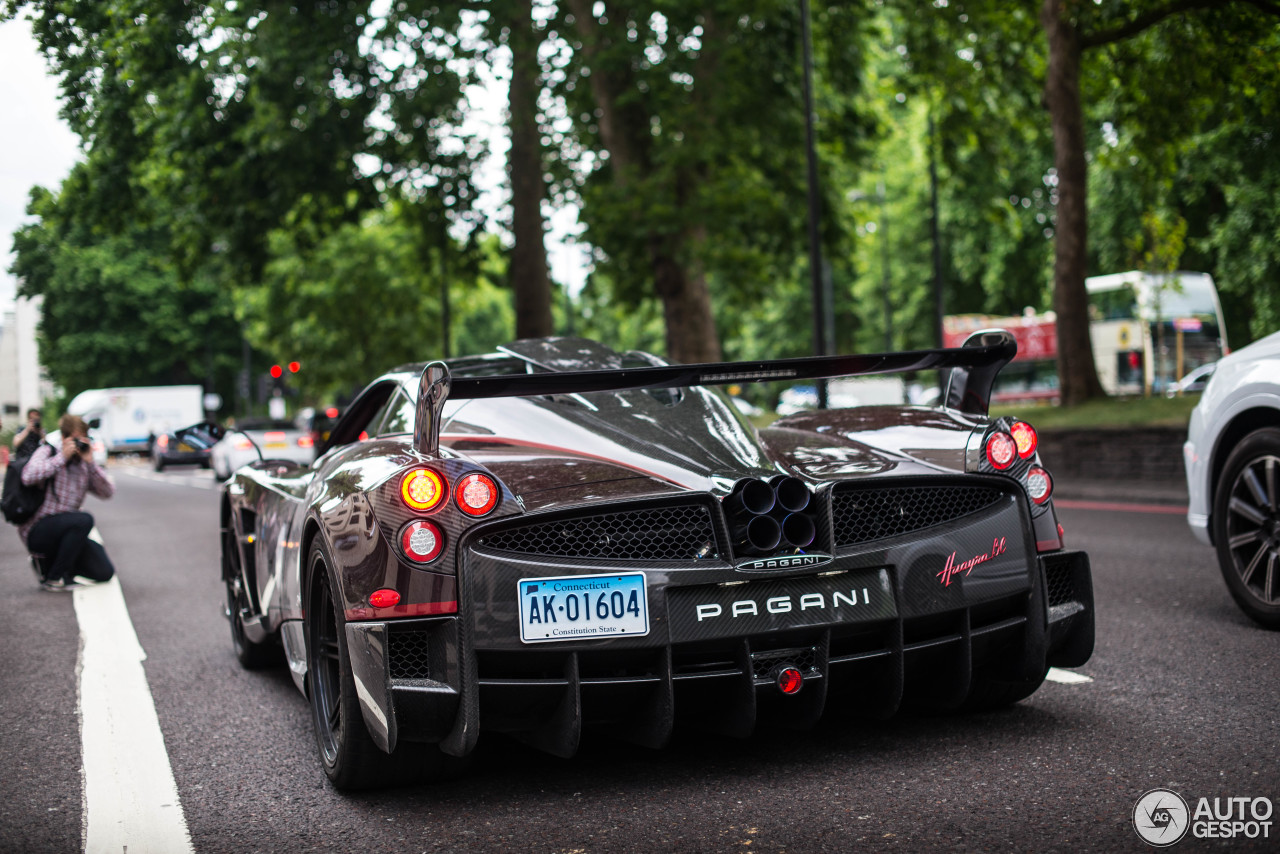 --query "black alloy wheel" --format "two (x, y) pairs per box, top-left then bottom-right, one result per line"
(304, 542), (462, 790)
(1213, 428), (1280, 629)
(224, 528), (278, 668)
